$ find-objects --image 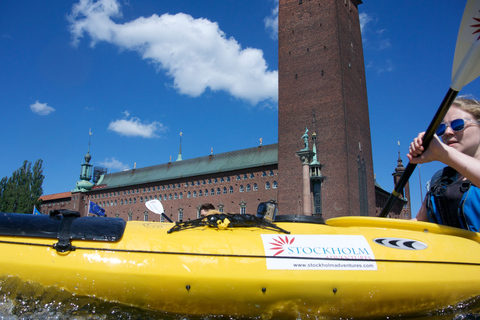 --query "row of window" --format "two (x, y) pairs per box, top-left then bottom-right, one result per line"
(94, 182), (277, 208)
(92, 171), (277, 199)
(41, 201), (69, 207)
(117, 203), (248, 222)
